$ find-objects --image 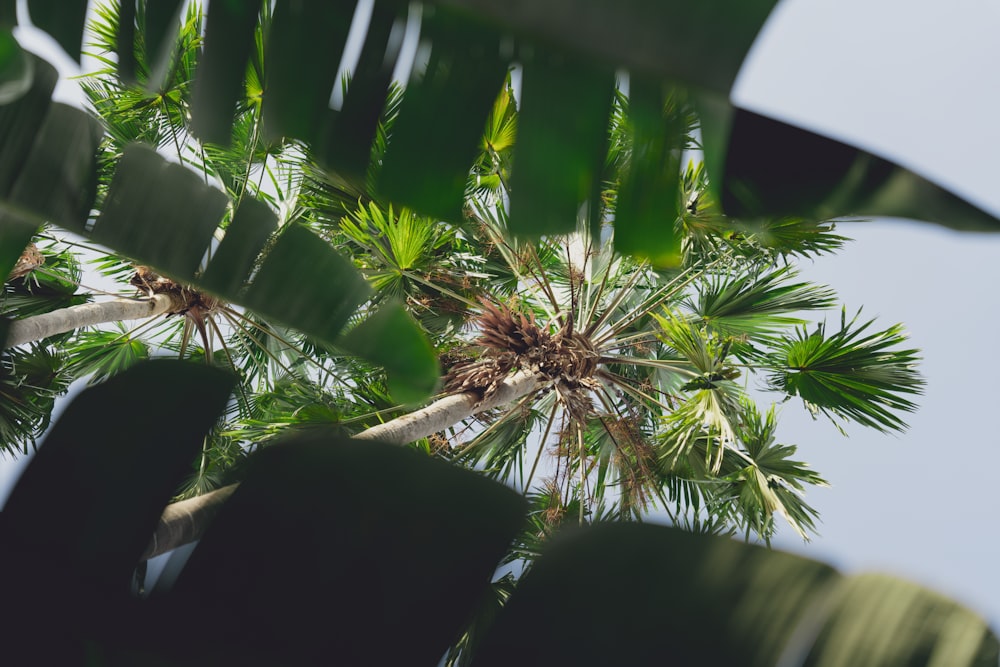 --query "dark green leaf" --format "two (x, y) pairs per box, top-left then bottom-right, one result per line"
(114, 0), (137, 83)
(0, 29), (32, 104)
(0, 54), (56, 196)
(722, 109), (1000, 230)
(434, 0), (778, 93)
(317, 0), (407, 183)
(200, 197), (276, 299)
(26, 0), (88, 62)
(142, 0), (185, 86)
(507, 52), (614, 237)
(164, 434), (526, 667)
(0, 0), (13, 26)
(339, 300), (439, 403)
(242, 222), (371, 342)
(2, 360), (233, 578)
(378, 8), (509, 221)
(262, 0), (356, 144)
(471, 522), (838, 667)
(93, 143), (228, 280)
(613, 79), (685, 266)
(8, 104), (102, 231)
(189, 0), (261, 145)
